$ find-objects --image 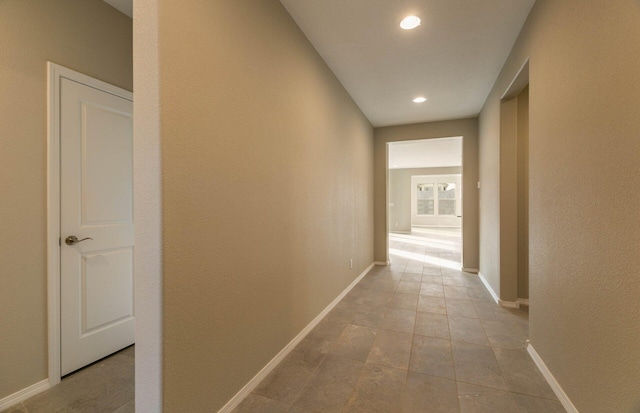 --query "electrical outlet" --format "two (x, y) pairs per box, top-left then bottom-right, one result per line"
(350, 259), (353, 269)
